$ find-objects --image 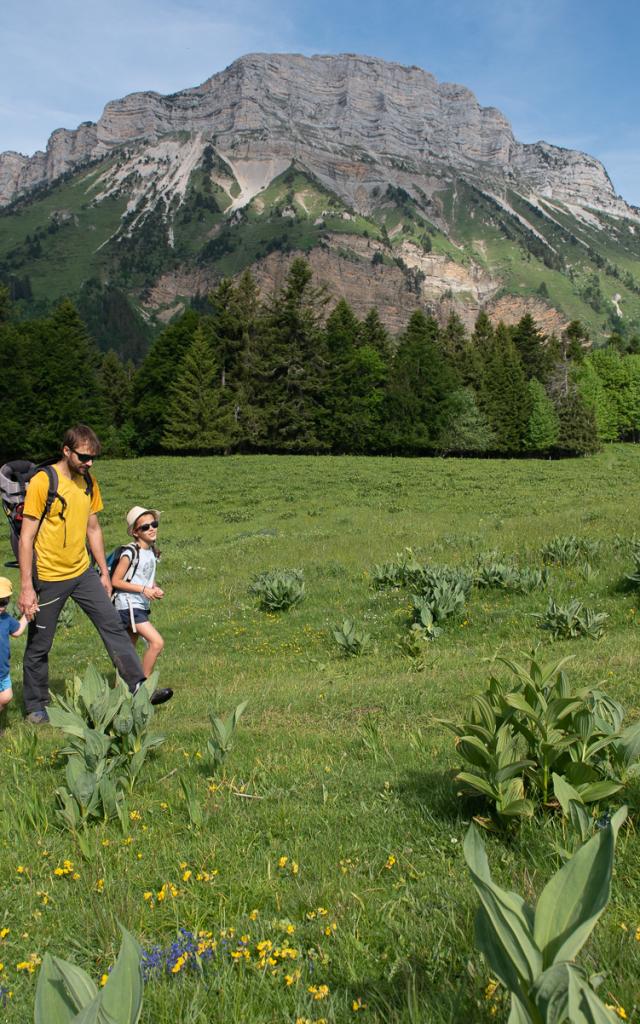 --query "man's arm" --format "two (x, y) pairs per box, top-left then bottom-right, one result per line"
(18, 516), (40, 619)
(86, 513), (112, 596)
